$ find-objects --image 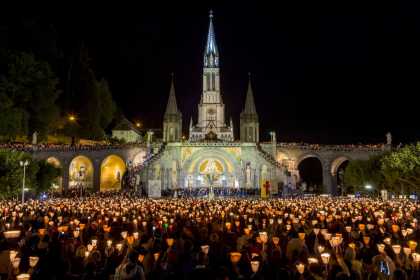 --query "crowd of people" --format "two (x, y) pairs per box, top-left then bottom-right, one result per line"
(1, 193), (420, 280)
